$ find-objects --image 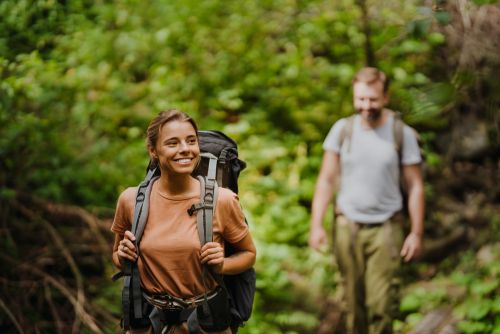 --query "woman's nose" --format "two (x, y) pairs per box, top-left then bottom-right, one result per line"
(179, 141), (189, 152)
